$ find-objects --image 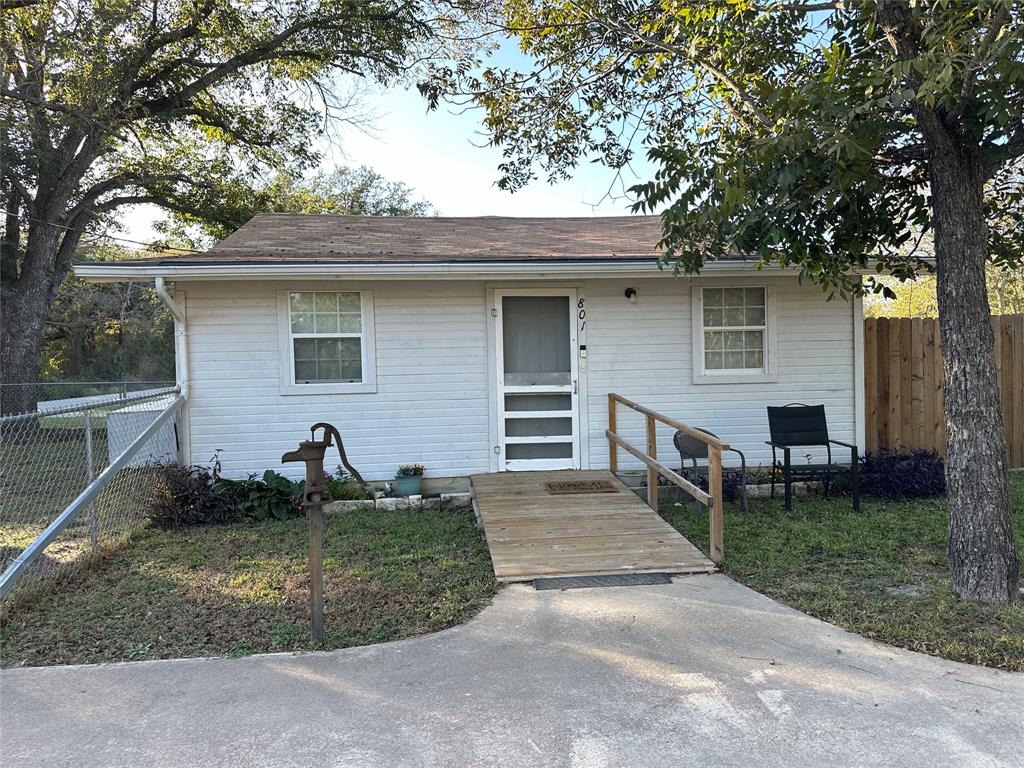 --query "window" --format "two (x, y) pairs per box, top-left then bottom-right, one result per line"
(278, 290), (376, 394)
(692, 285), (777, 383)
